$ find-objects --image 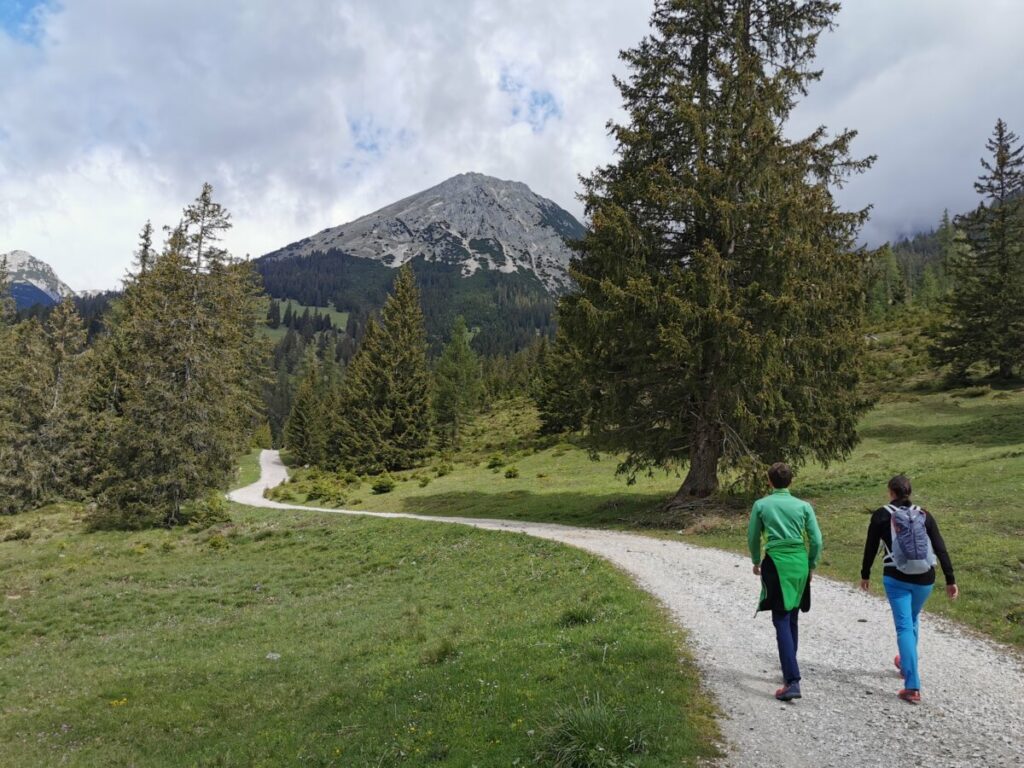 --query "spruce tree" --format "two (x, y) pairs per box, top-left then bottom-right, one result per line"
(433, 316), (482, 449)
(376, 265), (433, 469)
(95, 185), (265, 526)
(285, 352), (327, 466)
(333, 317), (391, 474)
(559, 0), (874, 502)
(536, 332), (588, 435)
(134, 220), (155, 276)
(931, 119), (1024, 378)
(335, 266), (433, 473)
(267, 299), (281, 329)
(37, 299), (91, 500)
(0, 319), (51, 513)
